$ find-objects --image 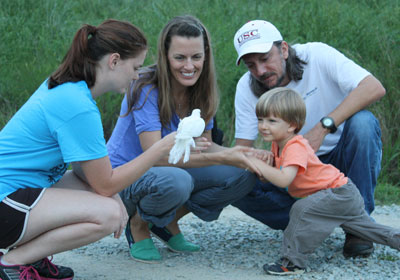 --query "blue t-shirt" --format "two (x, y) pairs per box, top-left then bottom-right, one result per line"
(0, 80), (108, 202)
(107, 85), (213, 168)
